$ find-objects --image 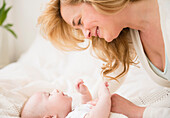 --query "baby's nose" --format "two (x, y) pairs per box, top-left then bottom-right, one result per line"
(51, 89), (59, 94)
